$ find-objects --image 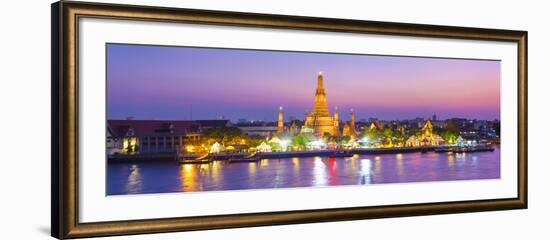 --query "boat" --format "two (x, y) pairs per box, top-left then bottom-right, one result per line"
(453, 146), (495, 153)
(228, 152), (261, 163)
(329, 150), (354, 158)
(435, 145), (495, 153)
(179, 153), (211, 164)
(434, 147), (452, 153)
(228, 157), (259, 163)
(179, 158), (212, 164)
